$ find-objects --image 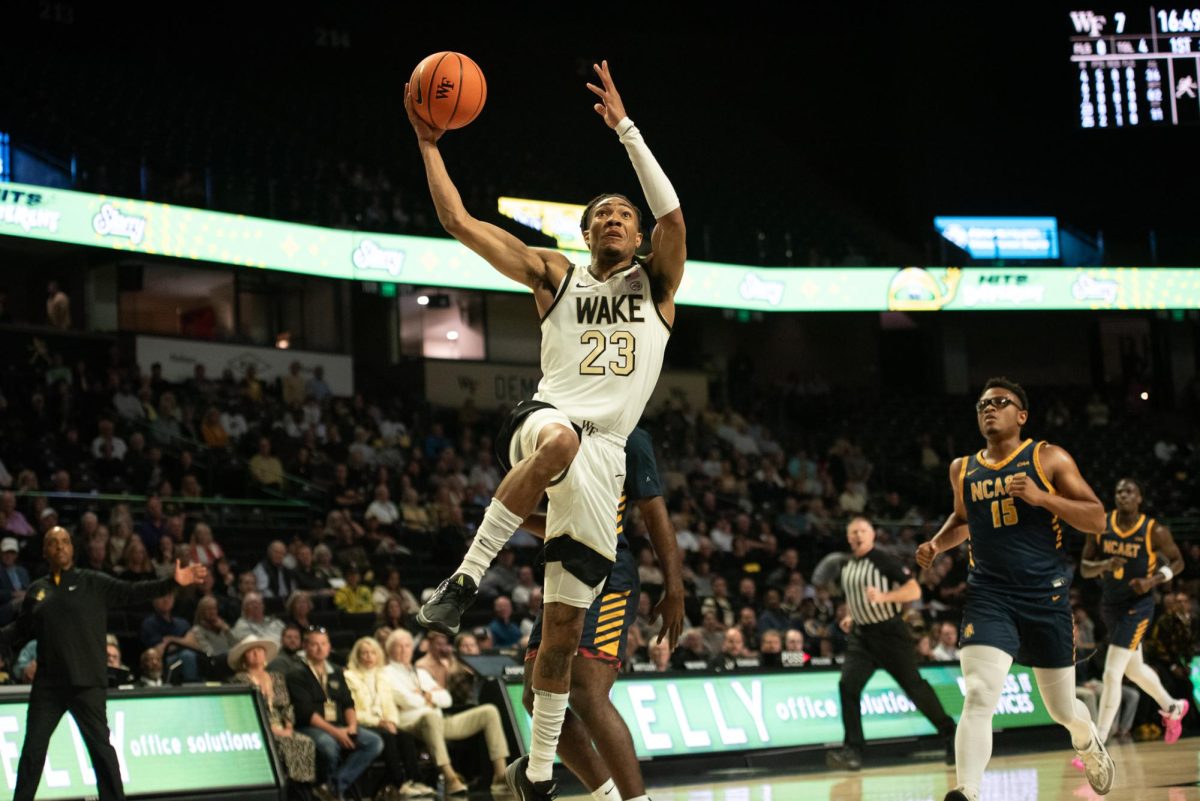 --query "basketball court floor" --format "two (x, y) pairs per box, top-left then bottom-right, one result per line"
(551, 739), (1199, 801)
